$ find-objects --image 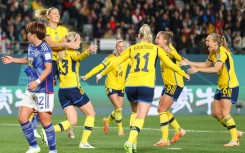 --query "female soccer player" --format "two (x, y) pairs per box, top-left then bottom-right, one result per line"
(181, 33), (242, 146)
(153, 31), (186, 147)
(1, 22), (57, 153)
(82, 40), (130, 136)
(96, 24), (190, 153)
(51, 32), (97, 148)
(34, 7), (79, 138)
